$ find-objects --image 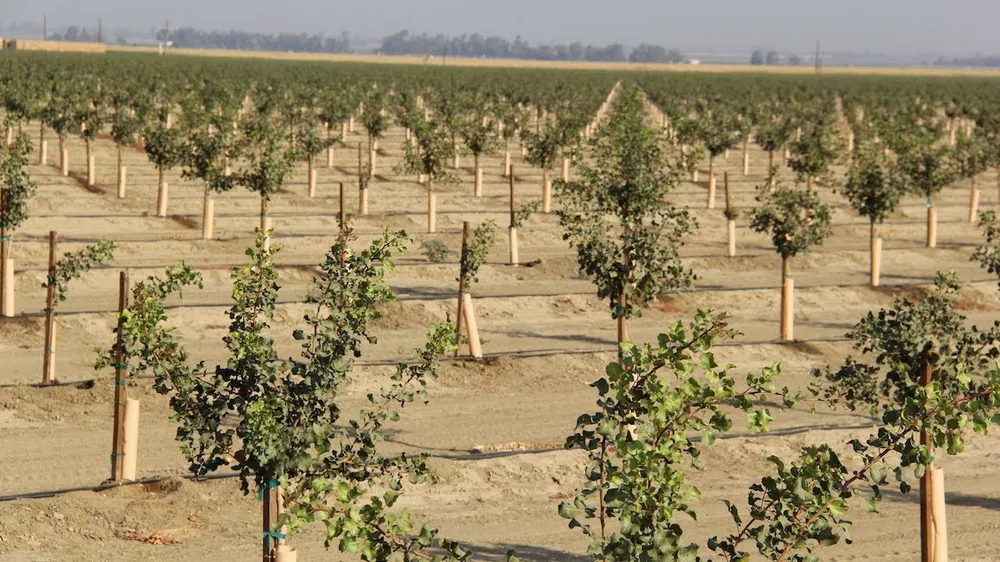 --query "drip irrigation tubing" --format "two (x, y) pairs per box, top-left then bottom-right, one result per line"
(0, 334), (854, 390)
(11, 275), (995, 318)
(0, 421), (877, 503)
